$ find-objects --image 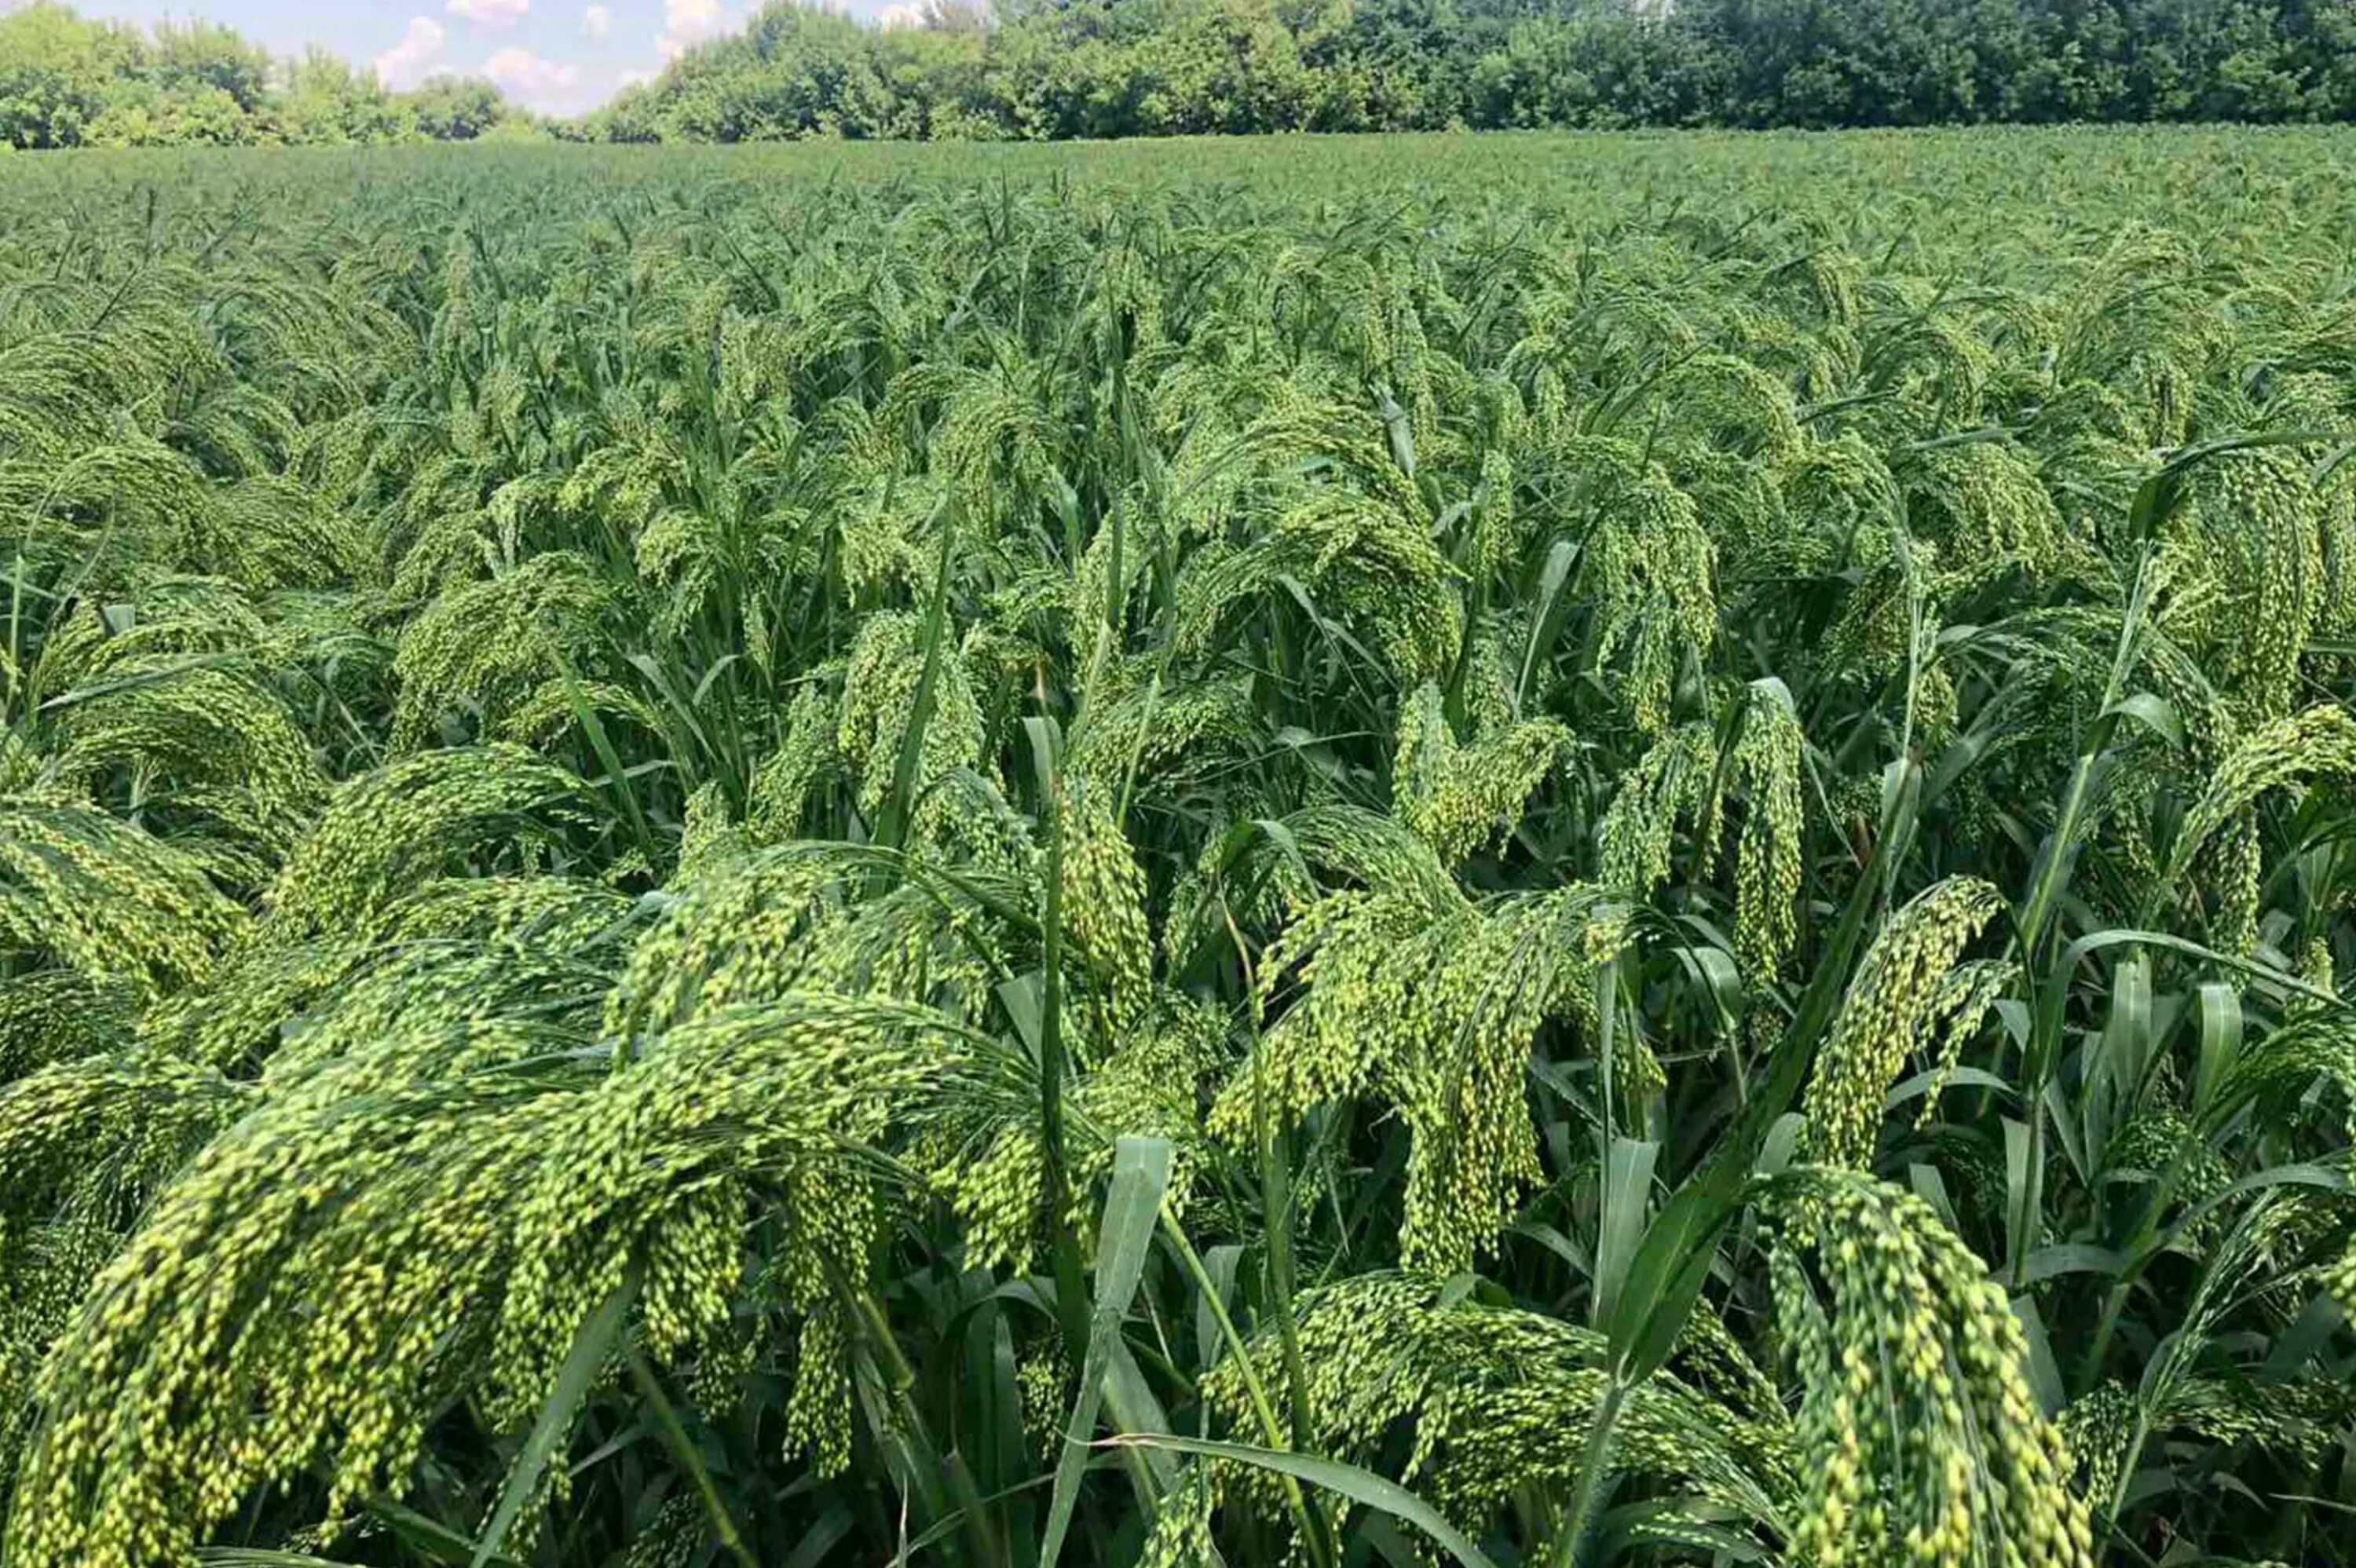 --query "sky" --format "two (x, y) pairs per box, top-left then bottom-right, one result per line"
(53, 1), (912, 118)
